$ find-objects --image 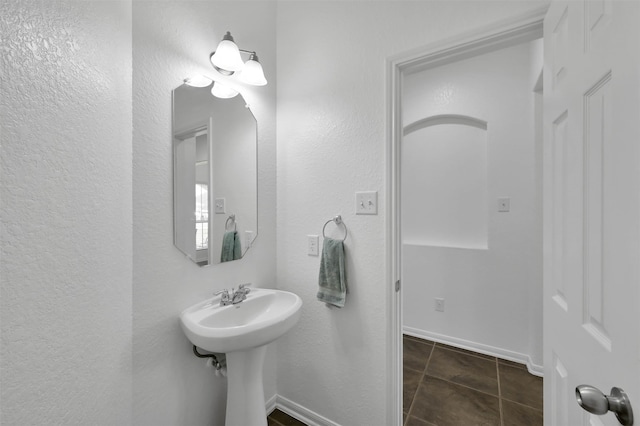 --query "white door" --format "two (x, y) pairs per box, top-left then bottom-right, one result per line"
(543, 0), (640, 425)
